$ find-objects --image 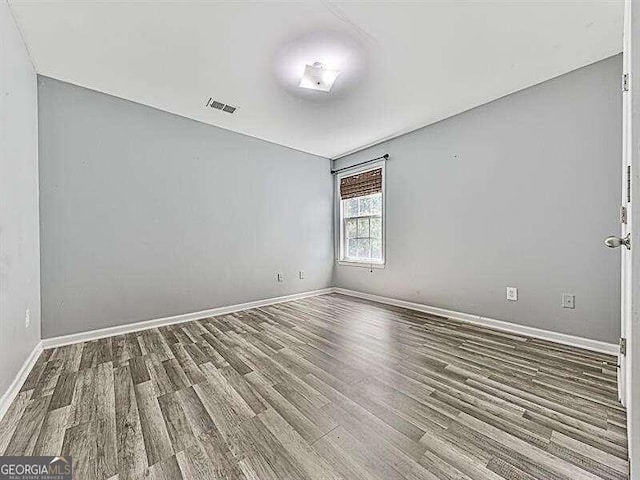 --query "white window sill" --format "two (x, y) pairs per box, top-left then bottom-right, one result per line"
(337, 260), (386, 269)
